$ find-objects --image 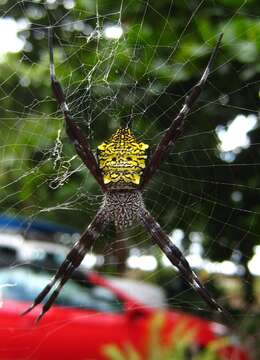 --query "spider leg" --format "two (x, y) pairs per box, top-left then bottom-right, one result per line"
(21, 209), (109, 321)
(139, 208), (231, 323)
(141, 33), (223, 190)
(48, 27), (106, 192)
